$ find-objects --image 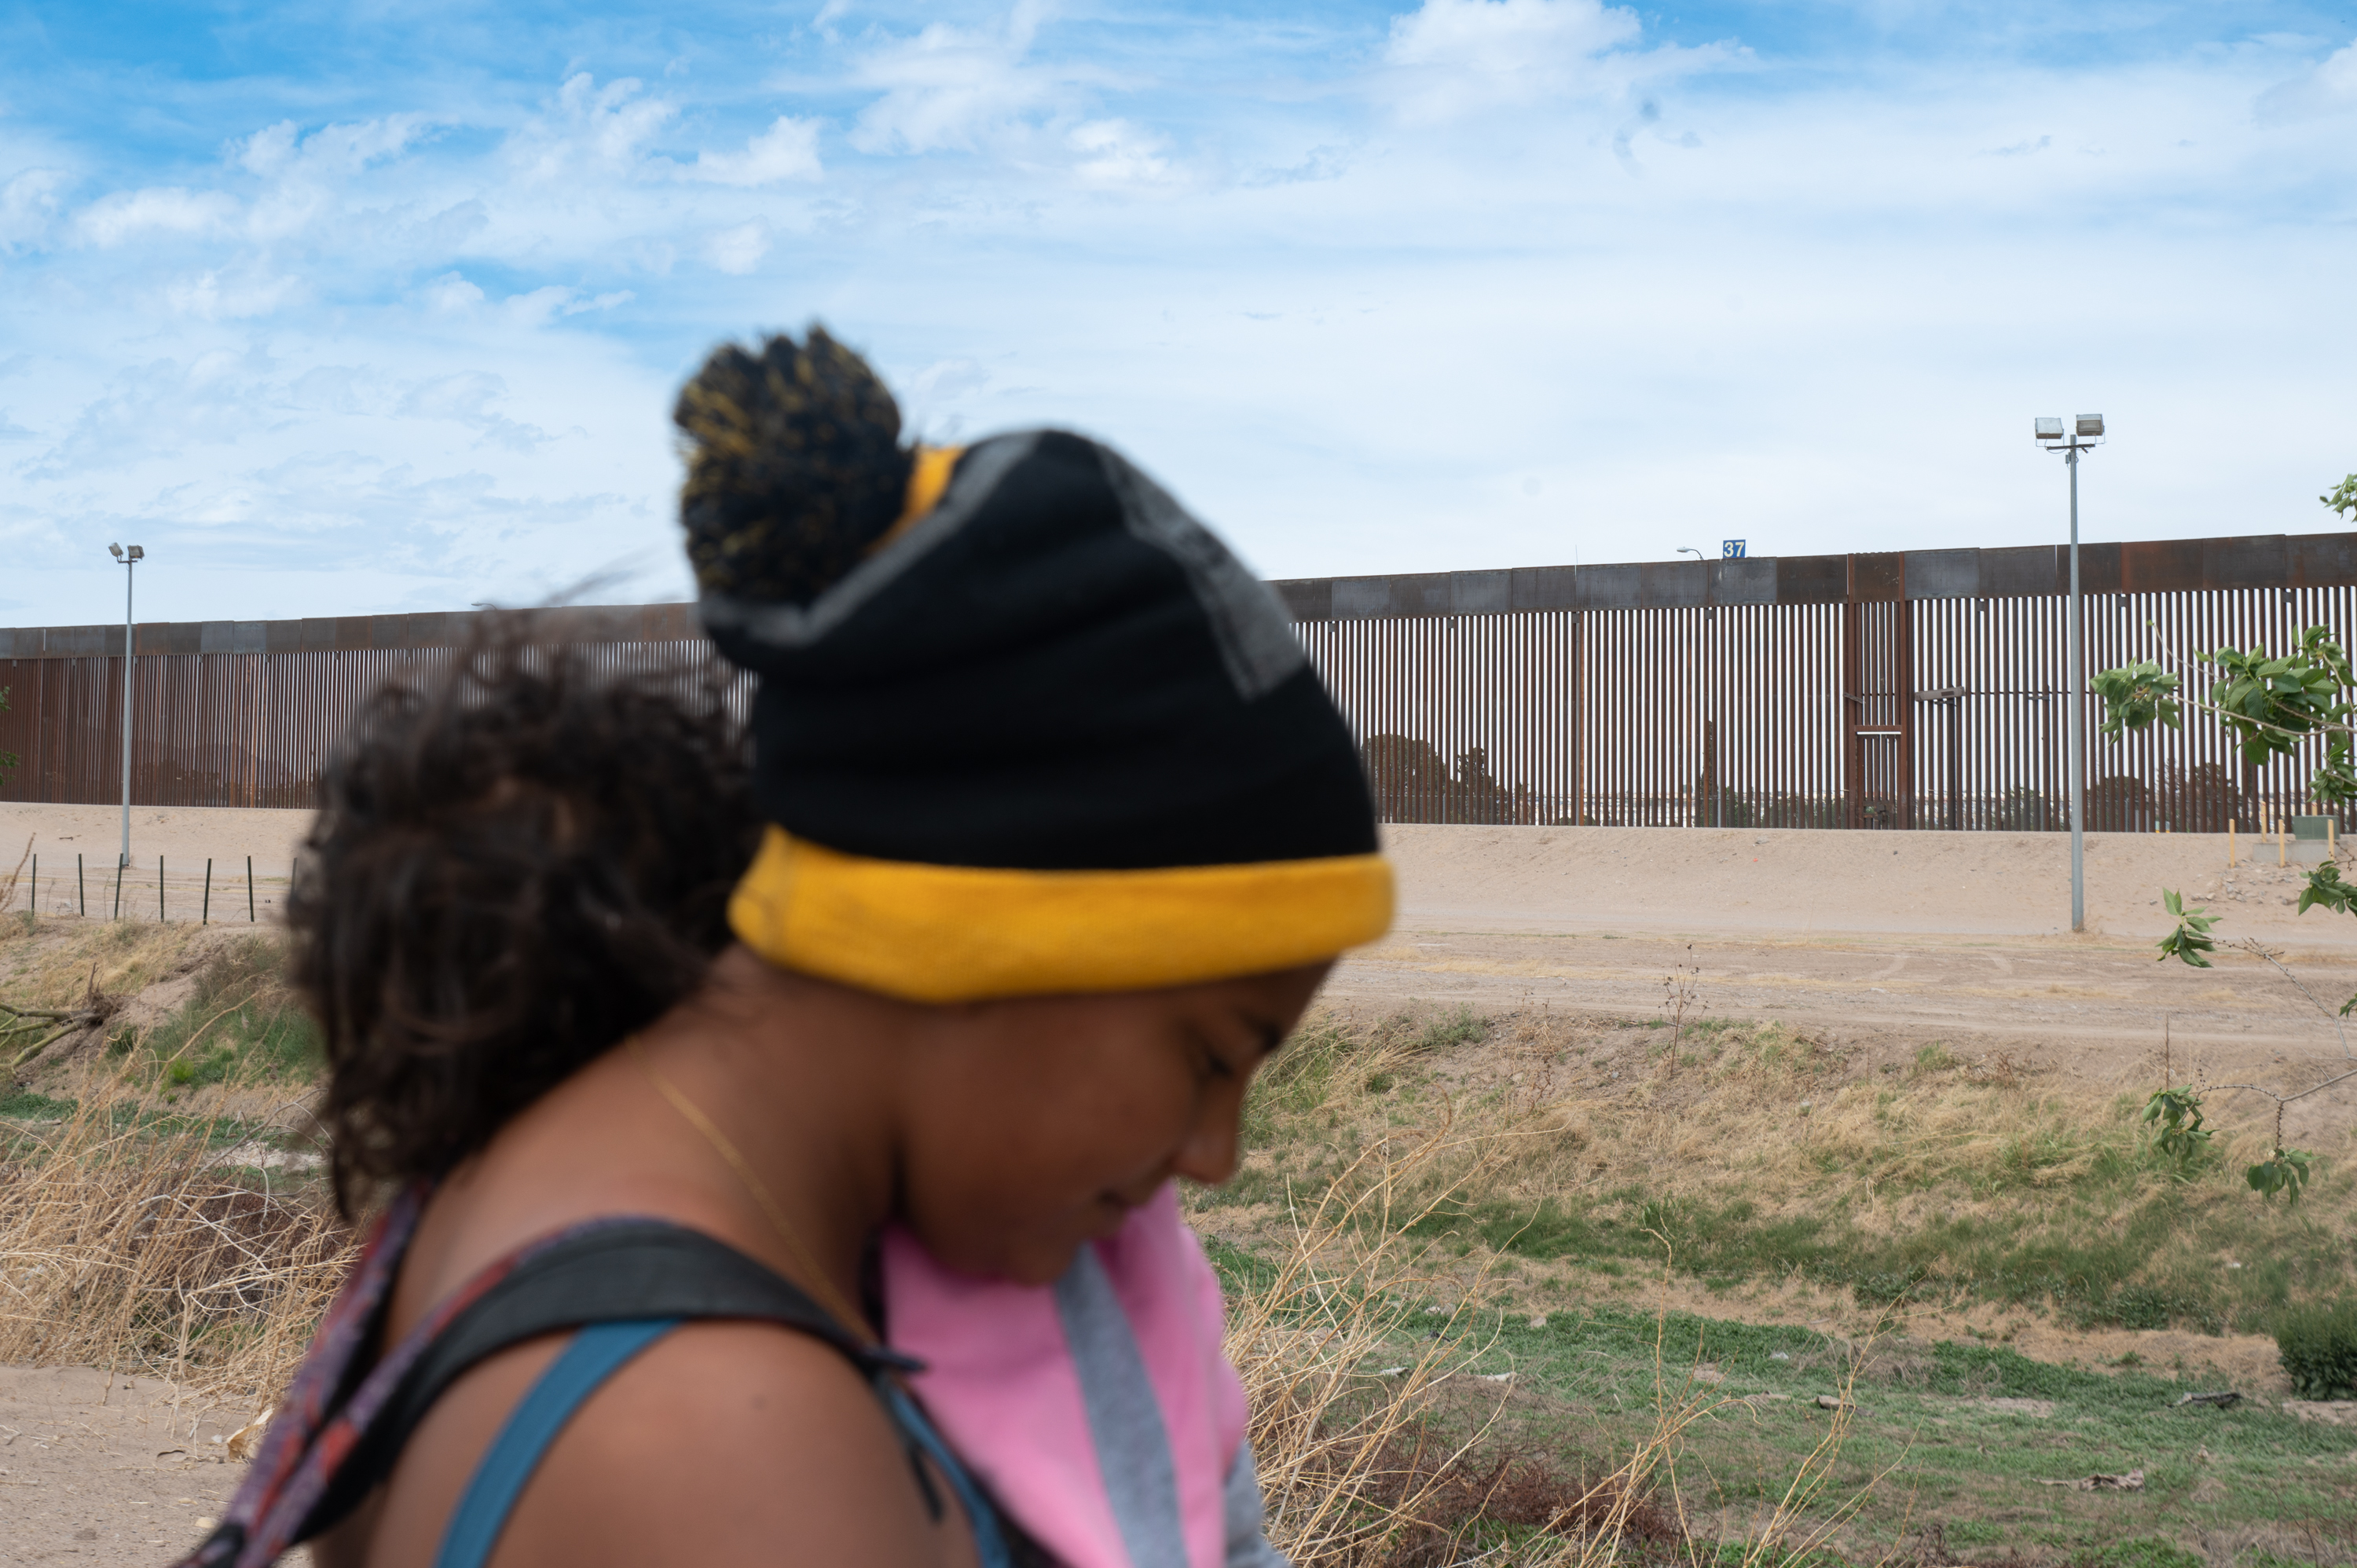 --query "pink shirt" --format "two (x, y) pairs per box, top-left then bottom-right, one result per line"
(881, 1185), (1265, 1568)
